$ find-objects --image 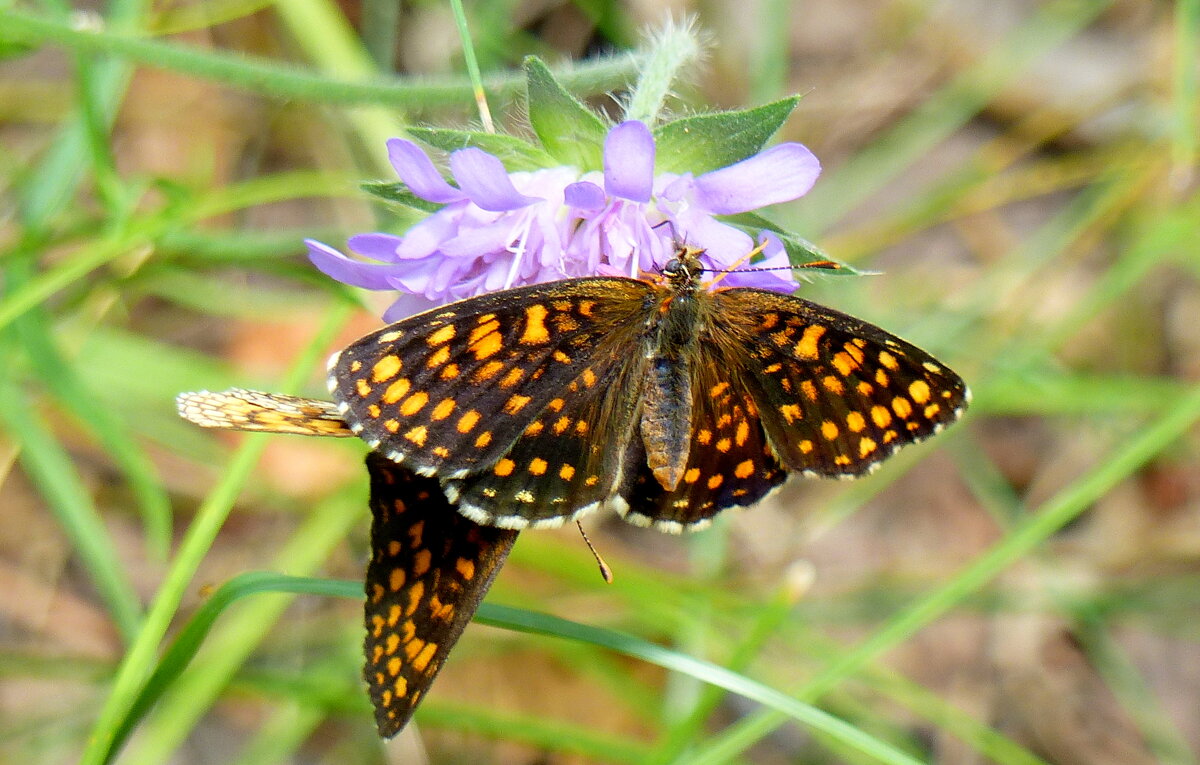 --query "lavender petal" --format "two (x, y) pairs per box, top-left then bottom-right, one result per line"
(450, 148), (540, 212)
(693, 143), (821, 214)
(386, 139), (466, 204)
(347, 233), (404, 263)
(564, 181), (606, 210)
(305, 239), (399, 290)
(603, 121), (655, 202)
